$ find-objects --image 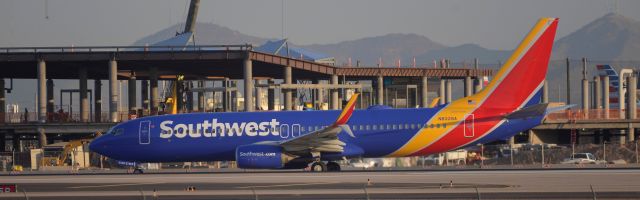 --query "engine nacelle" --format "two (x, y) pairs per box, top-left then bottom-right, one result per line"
(236, 144), (287, 169)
